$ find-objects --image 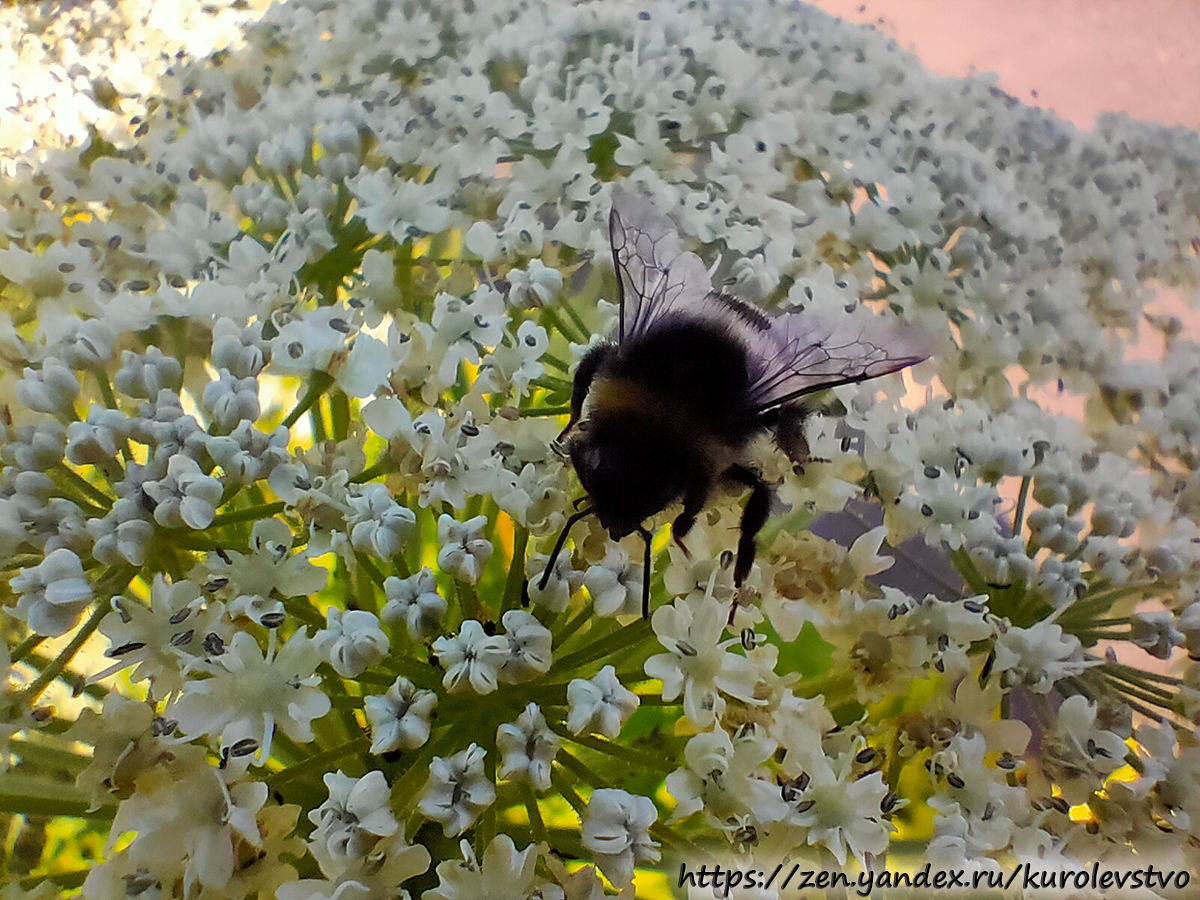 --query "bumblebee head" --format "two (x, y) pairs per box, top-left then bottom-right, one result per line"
(566, 417), (683, 540)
